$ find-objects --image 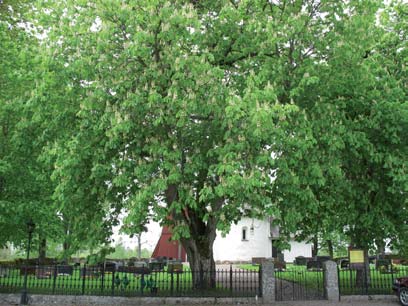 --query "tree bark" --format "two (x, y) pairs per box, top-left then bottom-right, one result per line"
(326, 239), (334, 259)
(137, 233), (142, 260)
(62, 217), (71, 264)
(165, 184), (218, 289)
(180, 210), (218, 289)
(38, 237), (47, 264)
(355, 249), (371, 290)
(61, 240), (71, 264)
(312, 235), (318, 257)
(181, 233), (216, 289)
(376, 239), (386, 258)
(63, 241), (70, 253)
